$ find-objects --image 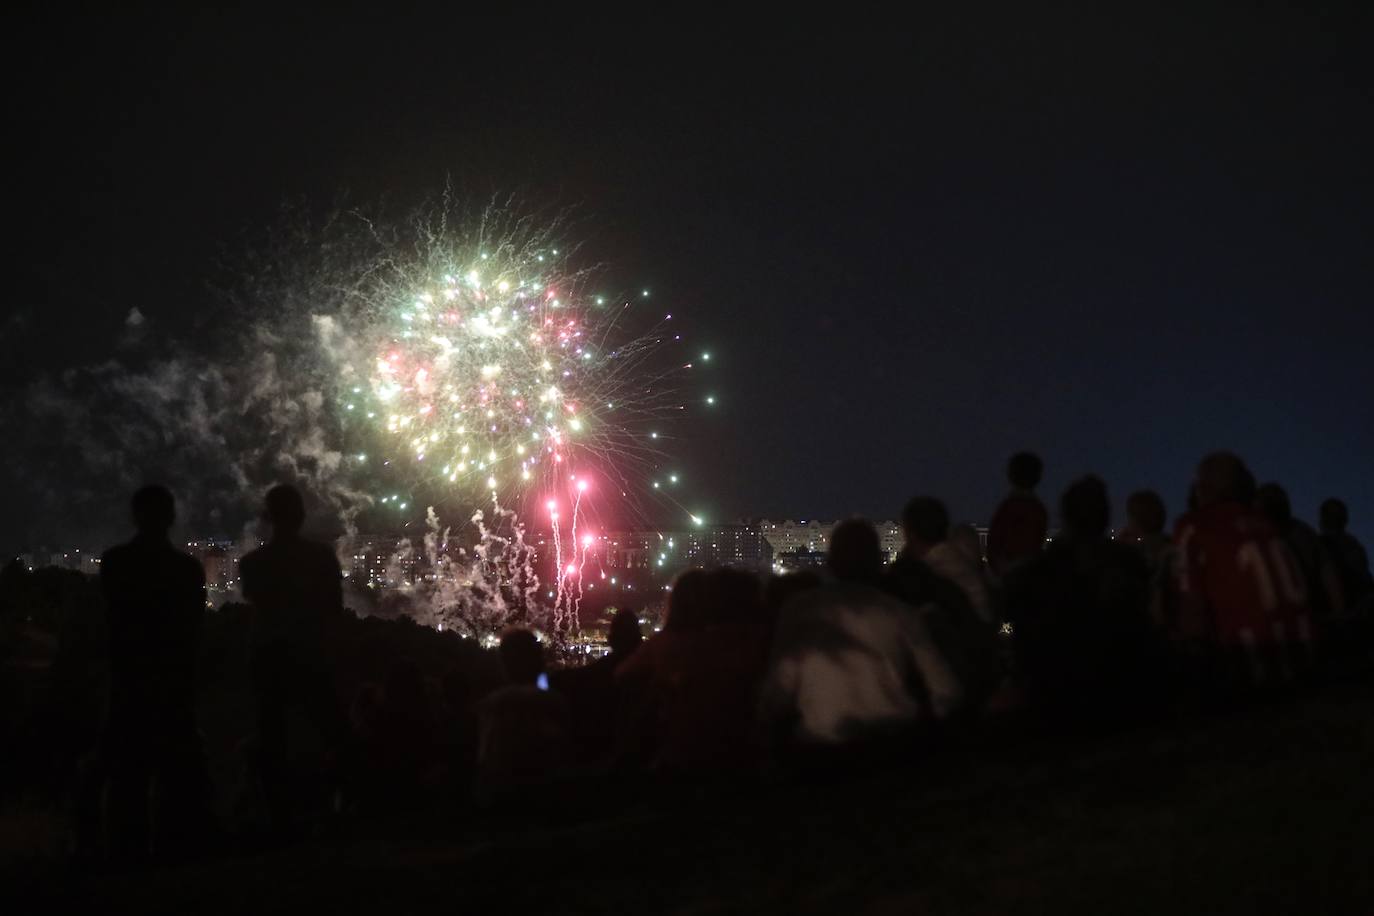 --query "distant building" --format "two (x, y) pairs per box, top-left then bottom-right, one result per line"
(878, 521), (902, 562)
(348, 538), (418, 587)
(43, 548), (100, 574)
(683, 524), (773, 571)
(186, 540), (240, 592)
(761, 519), (903, 563)
(759, 520), (832, 555)
(600, 531), (663, 570)
(600, 524), (772, 572)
